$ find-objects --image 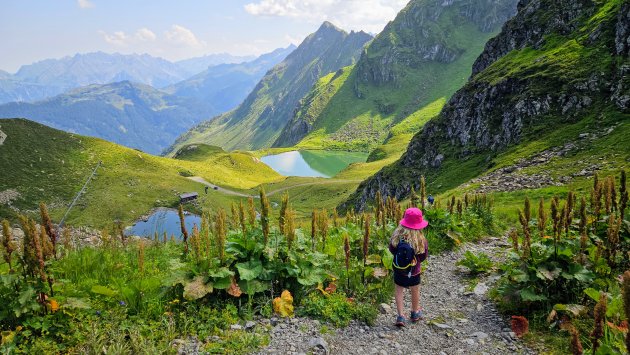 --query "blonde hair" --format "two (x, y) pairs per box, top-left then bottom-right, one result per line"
(390, 225), (426, 253)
